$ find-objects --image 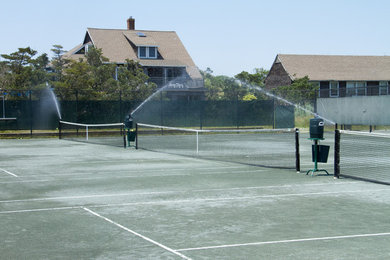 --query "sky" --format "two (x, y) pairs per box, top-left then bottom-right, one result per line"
(1, 0), (389, 77)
